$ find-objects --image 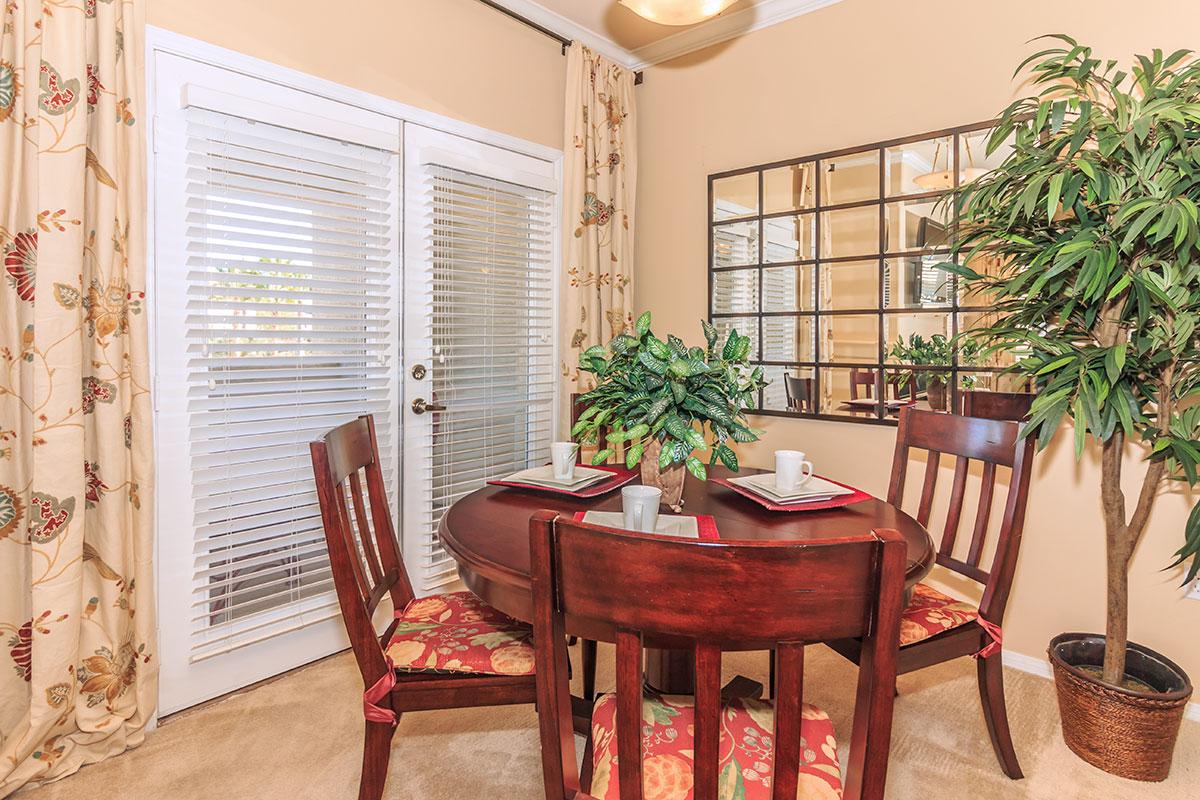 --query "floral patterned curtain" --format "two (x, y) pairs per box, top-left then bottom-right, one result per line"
(0, 0), (155, 793)
(560, 43), (637, 426)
